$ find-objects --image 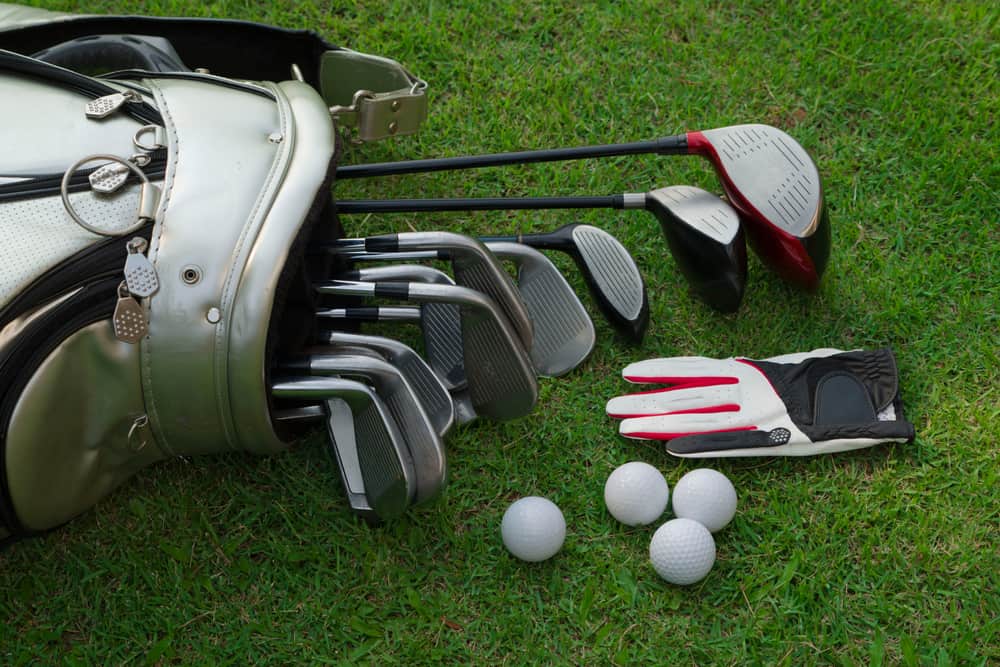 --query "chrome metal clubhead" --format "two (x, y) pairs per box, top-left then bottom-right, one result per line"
(333, 264), (466, 390)
(320, 330), (455, 437)
(341, 245), (595, 377)
(317, 281), (538, 421)
(282, 353), (447, 505)
(328, 231), (534, 350)
(271, 376), (413, 521)
(641, 186), (747, 313)
(484, 242), (594, 377)
(315, 305), (467, 391)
